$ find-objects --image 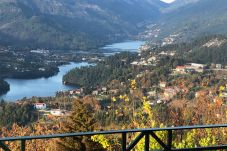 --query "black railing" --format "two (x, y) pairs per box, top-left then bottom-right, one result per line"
(0, 124), (227, 151)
